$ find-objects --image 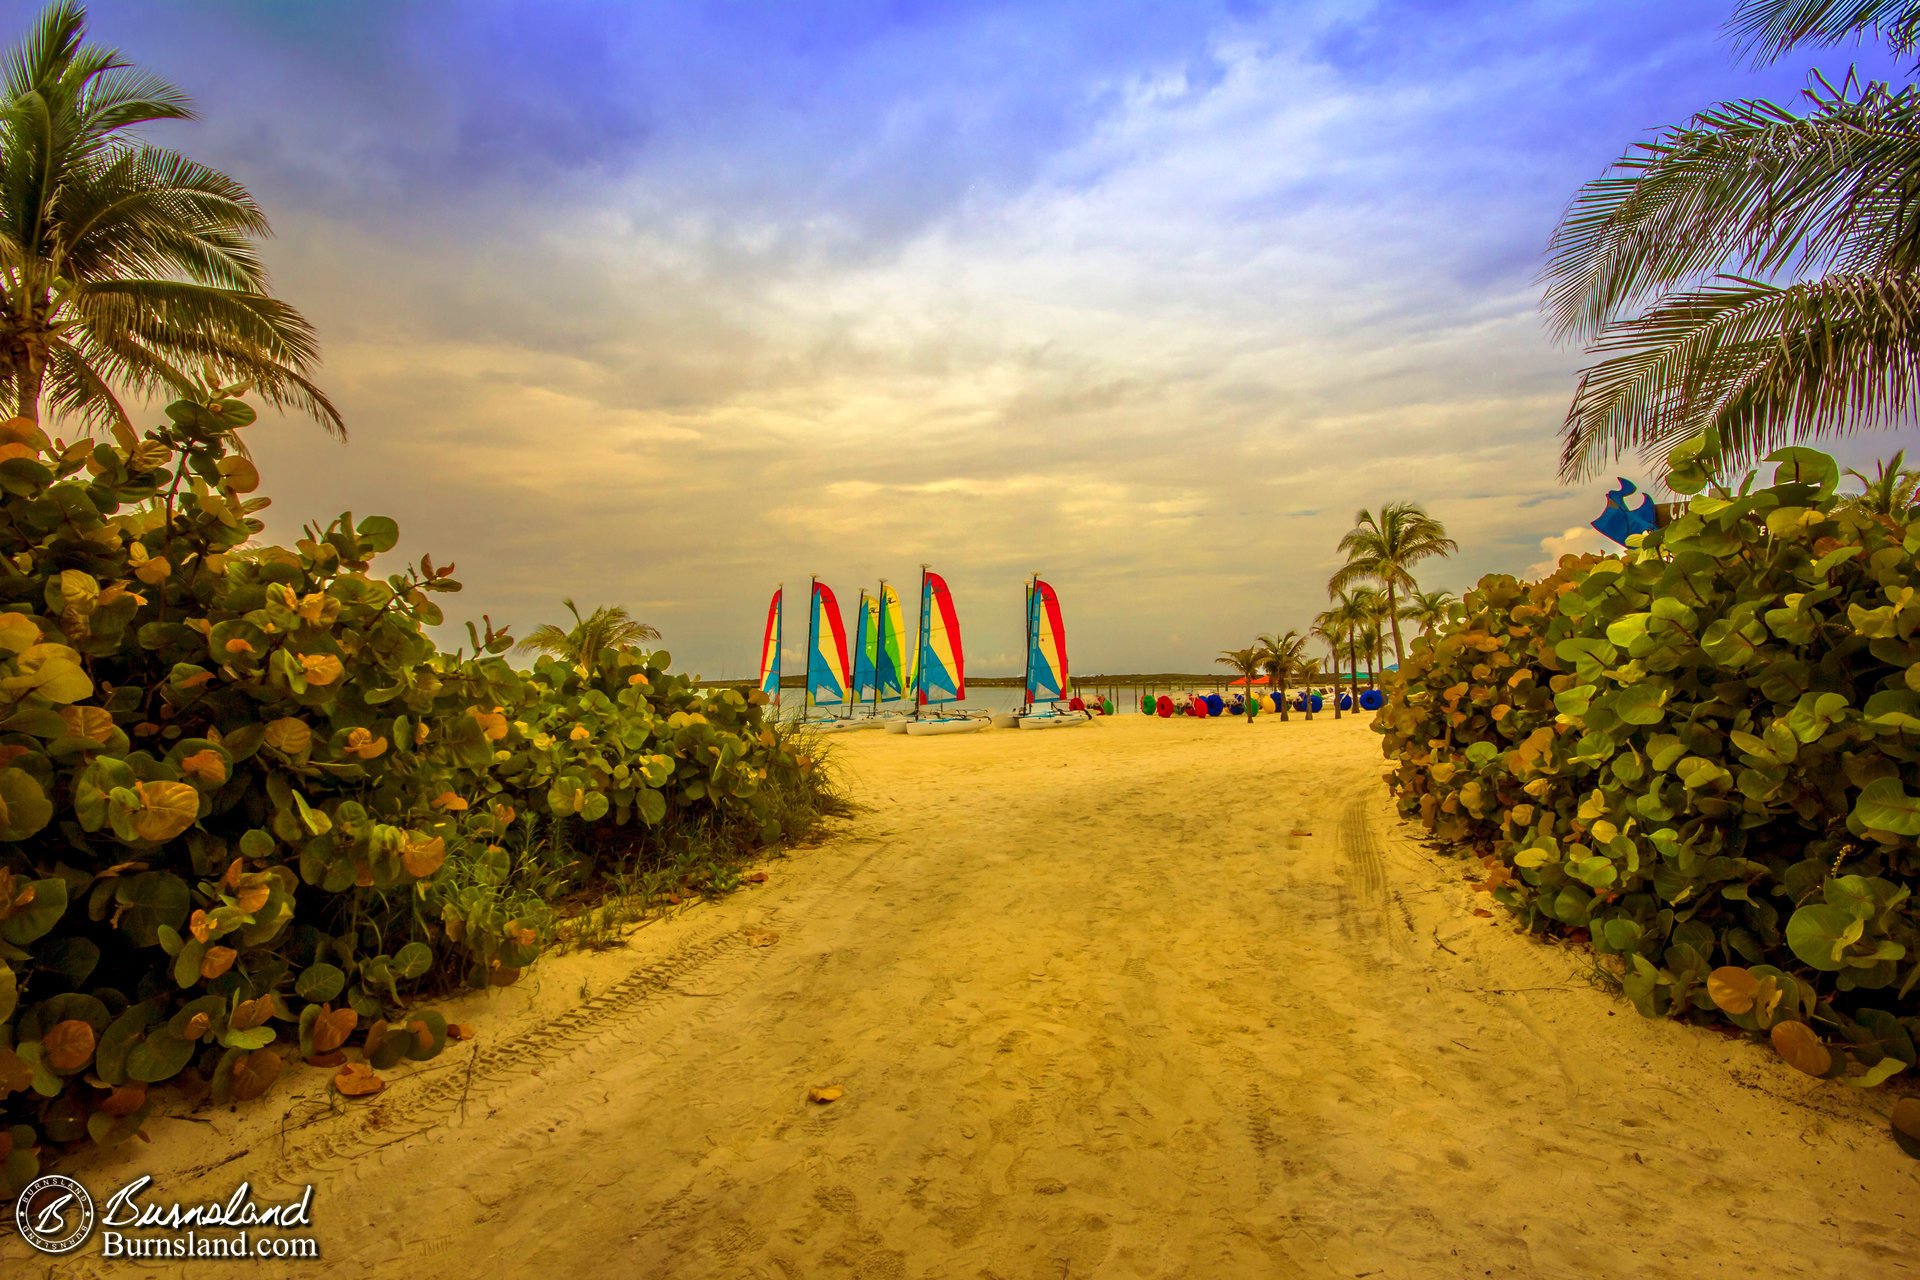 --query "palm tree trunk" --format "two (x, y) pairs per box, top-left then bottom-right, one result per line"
(1279, 677), (1289, 722)
(1348, 628), (1359, 707)
(15, 346), (44, 424)
(1386, 582), (1405, 666)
